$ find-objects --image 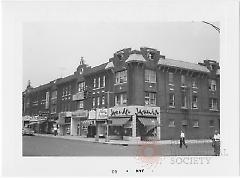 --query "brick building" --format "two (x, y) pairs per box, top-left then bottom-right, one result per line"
(22, 47), (220, 140)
